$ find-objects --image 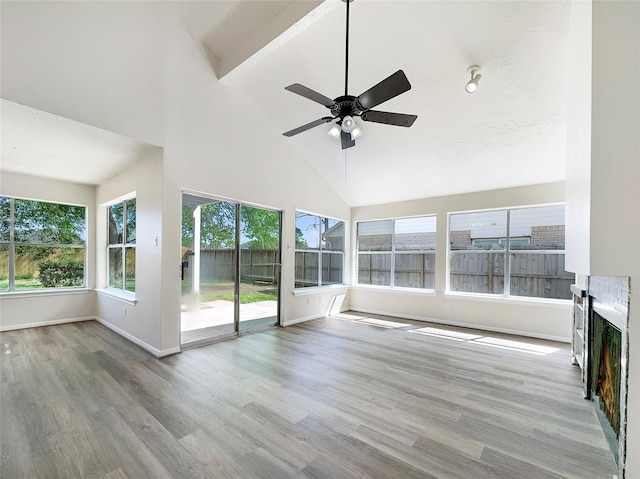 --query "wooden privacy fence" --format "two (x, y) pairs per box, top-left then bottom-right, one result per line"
(183, 249), (572, 298)
(295, 251), (343, 287)
(0, 248), (85, 279)
(357, 251), (572, 299)
(450, 251), (572, 299)
(183, 249), (280, 284)
(358, 252), (436, 289)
